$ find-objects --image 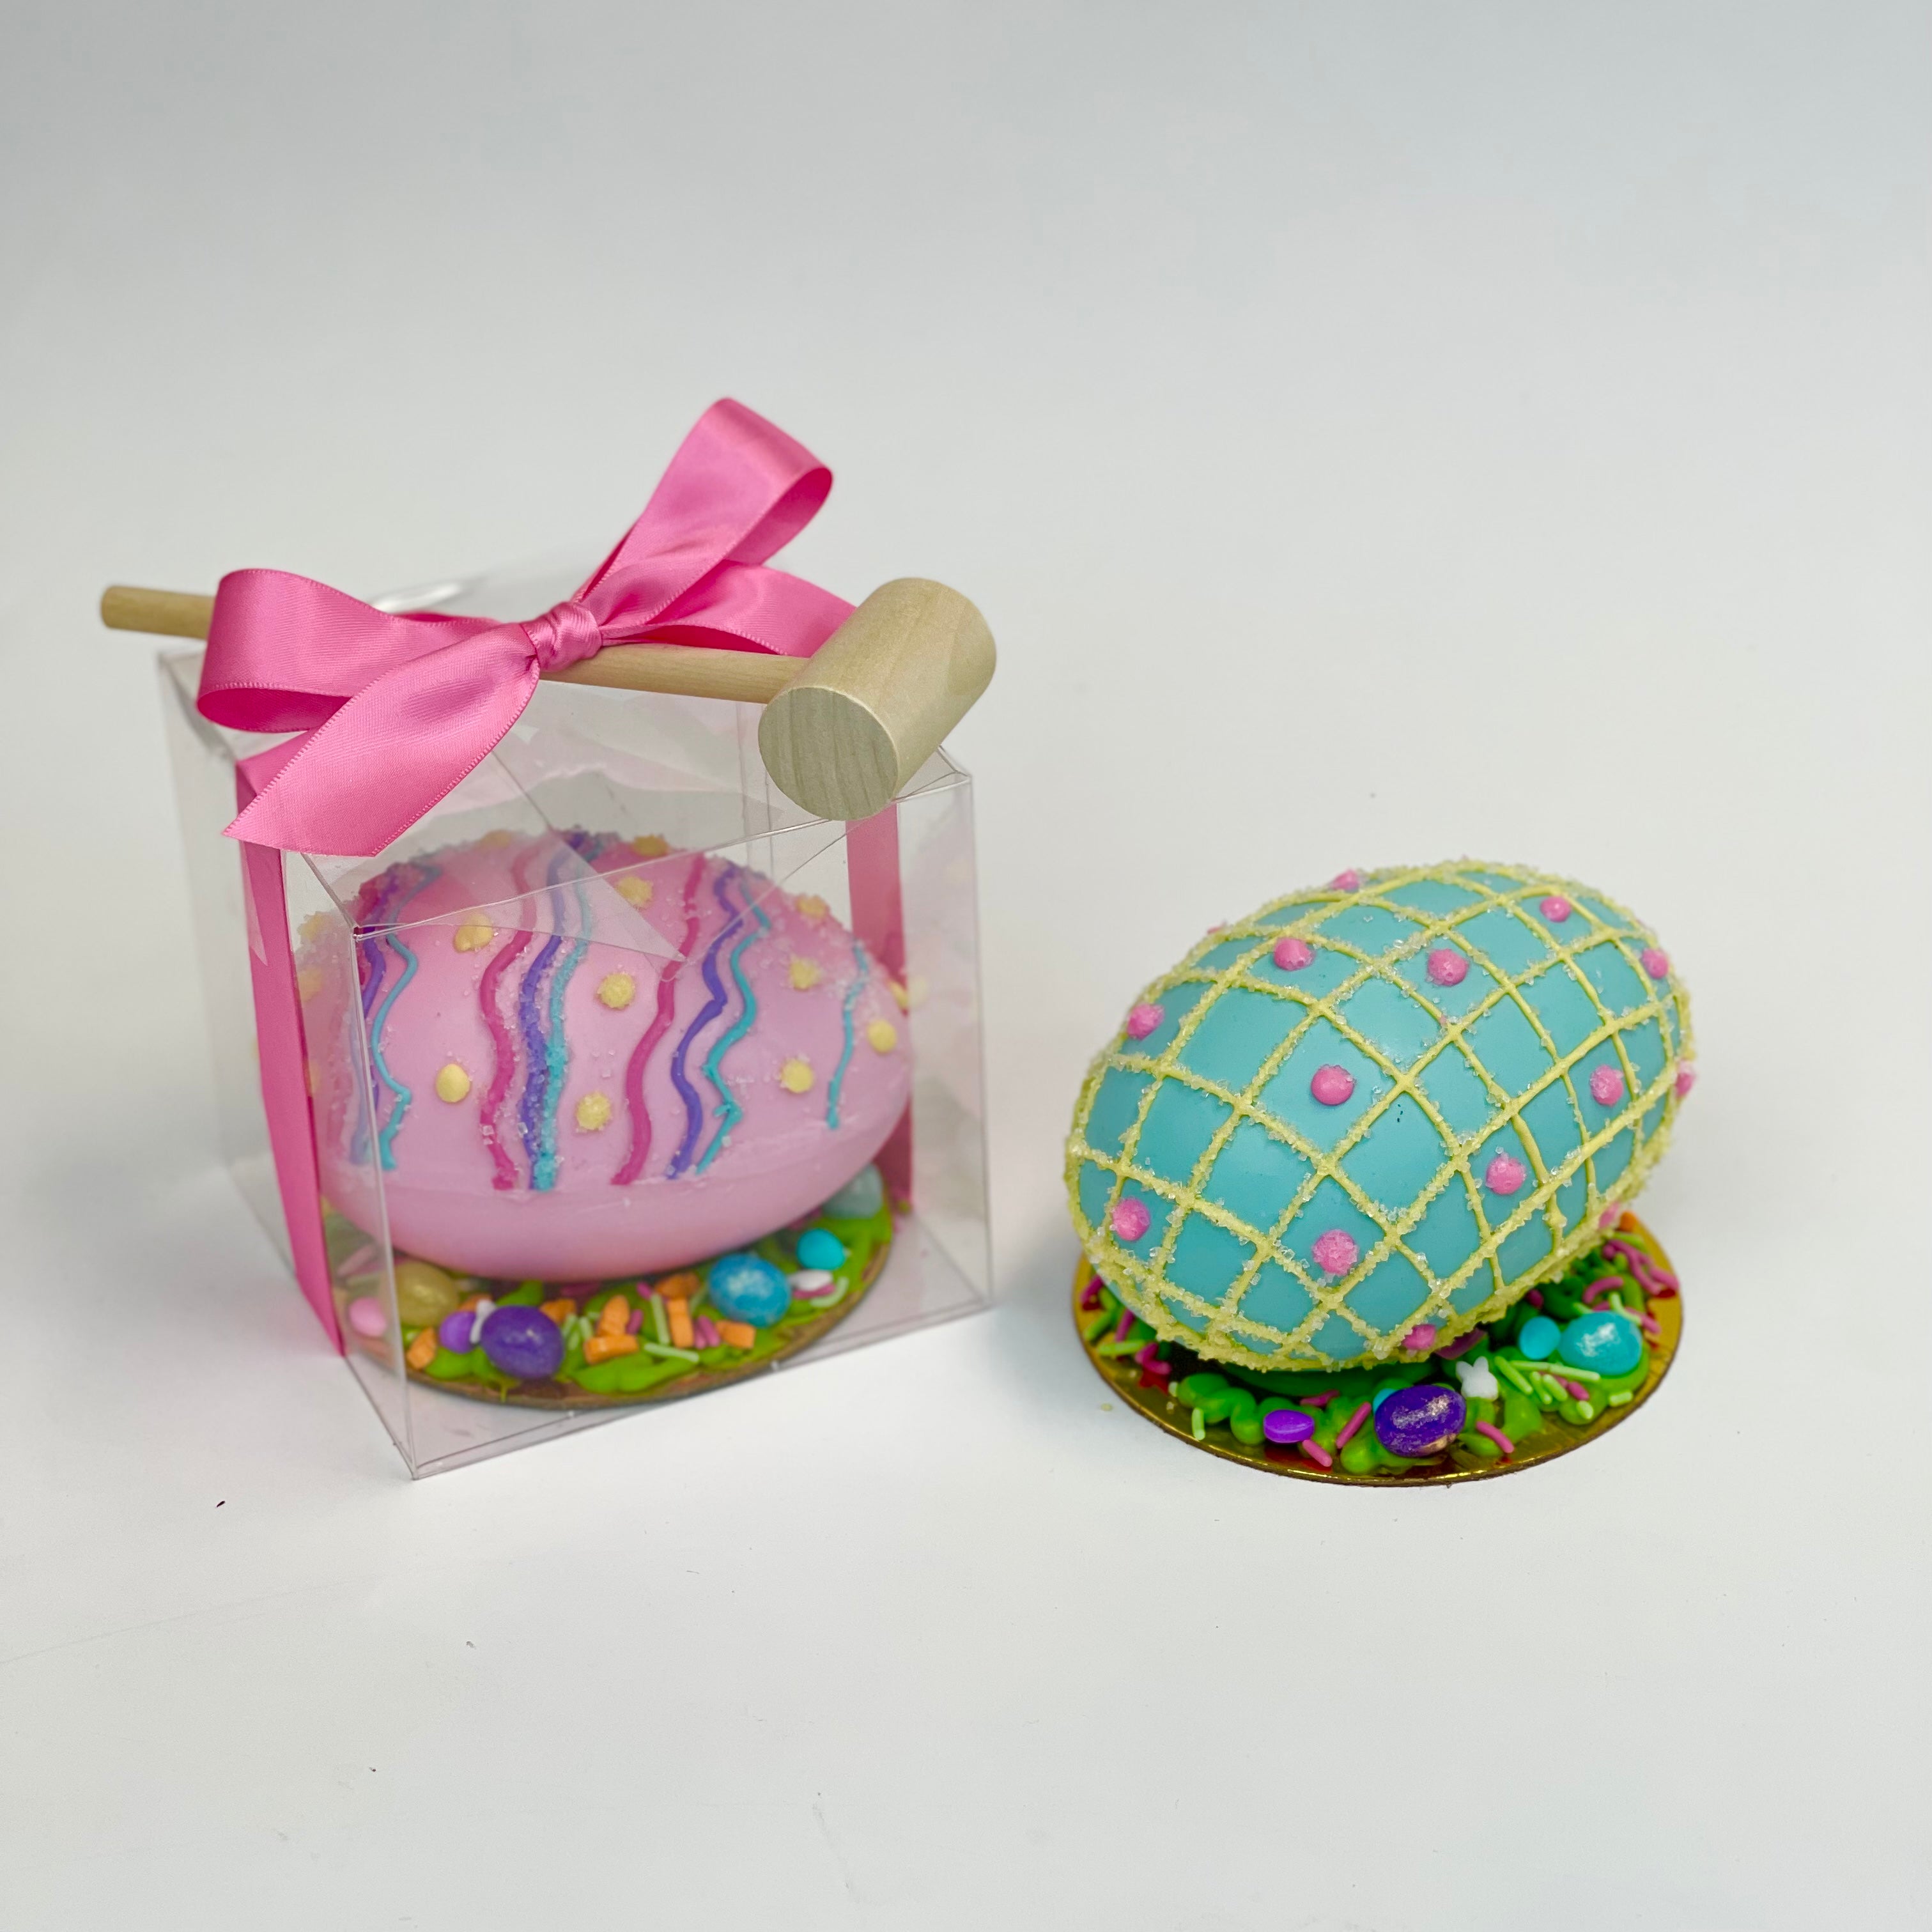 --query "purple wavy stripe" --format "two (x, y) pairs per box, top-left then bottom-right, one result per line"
(666, 865), (743, 1179)
(613, 853), (706, 1187)
(477, 852), (539, 1191)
